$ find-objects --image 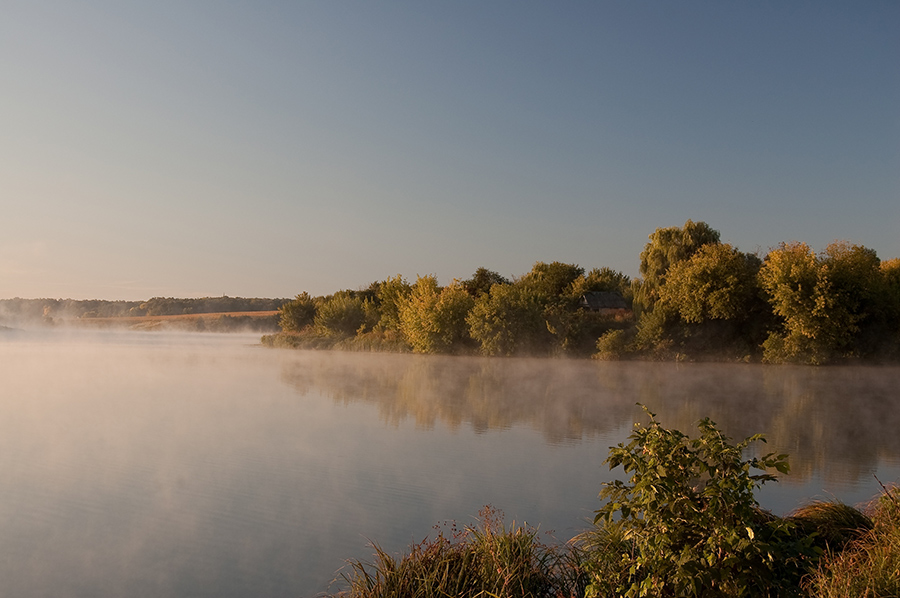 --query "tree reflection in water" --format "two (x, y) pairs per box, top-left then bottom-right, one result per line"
(280, 353), (900, 488)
